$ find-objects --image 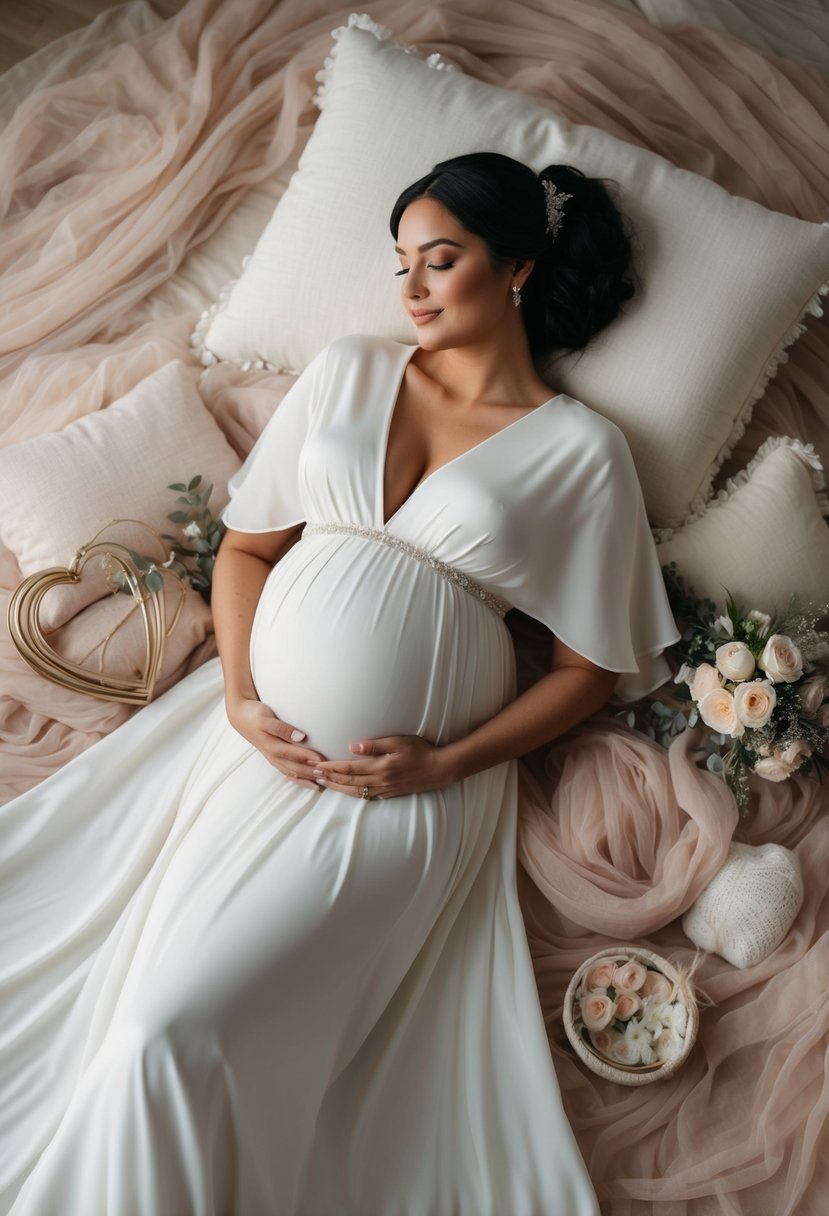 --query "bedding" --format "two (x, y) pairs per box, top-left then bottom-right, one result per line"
(1, 1), (828, 1213)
